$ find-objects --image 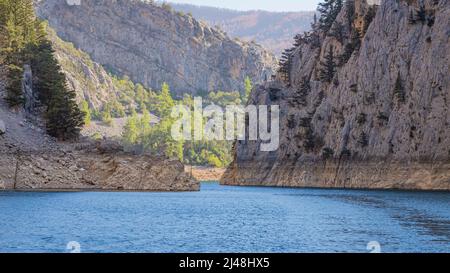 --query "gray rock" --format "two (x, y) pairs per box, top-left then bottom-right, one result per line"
(0, 119), (5, 135)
